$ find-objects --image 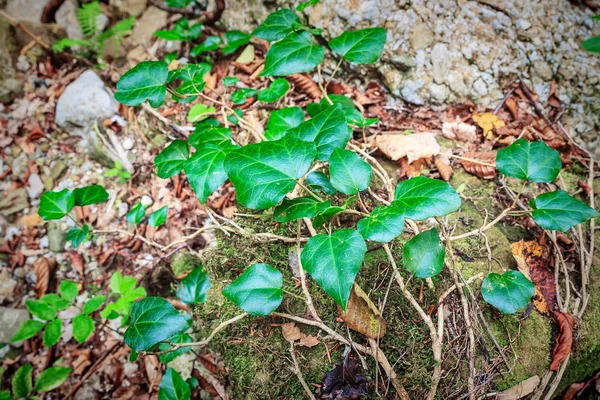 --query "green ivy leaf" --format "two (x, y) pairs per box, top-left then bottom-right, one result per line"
(33, 366), (71, 393)
(481, 271), (534, 314)
(188, 122), (232, 148)
(231, 88), (257, 104)
(72, 314), (94, 343)
(402, 228), (445, 278)
(59, 280), (79, 302)
(148, 206), (168, 227)
(176, 267), (211, 305)
(39, 189), (74, 221)
(10, 320), (44, 342)
(0, 390), (10, 400)
(392, 176), (461, 220)
(12, 364), (33, 399)
(227, 109), (244, 125)
(313, 205), (346, 228)
(25, 299), (57, 321)
(66, 224), (89, 249)
(126, 202), (146, 225)
(184, 144), (231, 204)
(158, 332), (193, 364)
(531, 190), (599, 232)
(288, 103), (350, 160)
(301, 229), (366, 310)
(583, 35), (600, 53)
(165, 0), (192, 7)
(124, 297), (189, 351)
(262, 31), (324, 76)
(43, 318), (62, 347)
(357, 205), (404, 242)
(155, 140), (189, 179)
(191, 35), (221, 56)
(172, 63), (211, 100)
(222, 264), (283, 316)
(222, 30), (251, 54)
(496, 139), (562, 182)
(222, 76), (240, 87)
(257, 78), (290, 102)
(158, 368), (190, 400)
(274, 197), (331, 223)
(297, 0), (320, 12)
(329, 27), (386, 64)
(252, 9), (300, 42)
(265, 106), (304, 140)
(73, 185), (109, 206)
(83, 295), (106, 314)
(308, 94), (364, 125)
(114, 61), (168, 108)
(329, 148), (372, 194)
(224, 136), (316, 209)
(306, 171), (336, 195)
(155, 18), (202, 42)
